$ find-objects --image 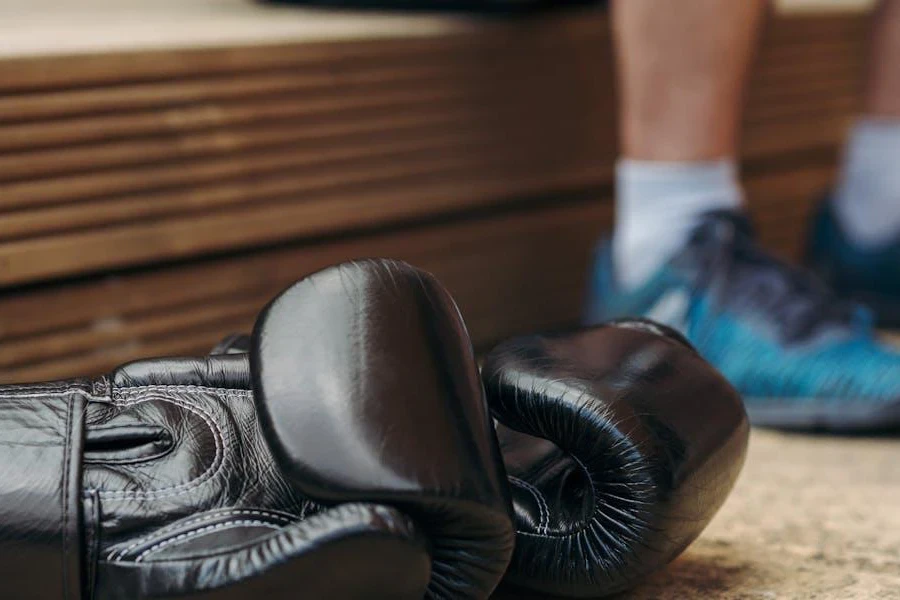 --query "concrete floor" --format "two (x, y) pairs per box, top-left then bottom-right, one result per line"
(628, 429), (900, 599)
(496, 429), (900, 599)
